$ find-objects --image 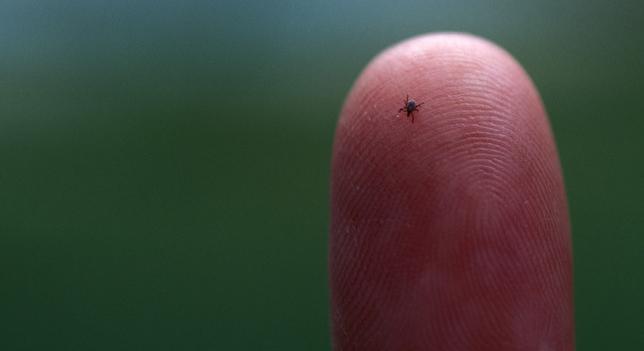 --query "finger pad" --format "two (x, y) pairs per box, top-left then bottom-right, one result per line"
(330, 33), (573, 350)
